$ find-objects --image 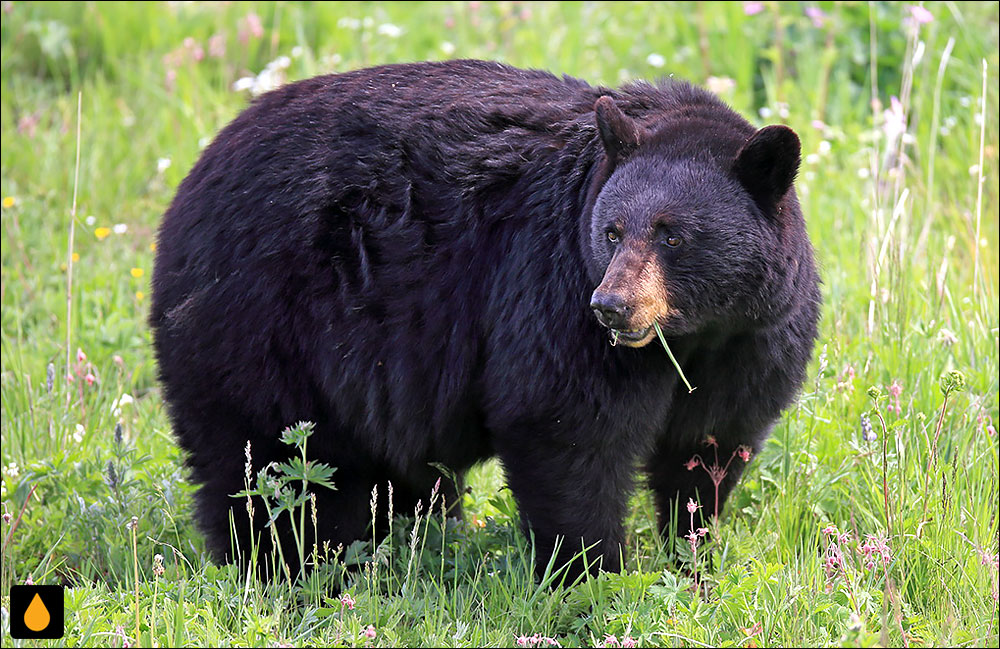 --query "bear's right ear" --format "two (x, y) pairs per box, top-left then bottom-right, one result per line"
(595, 96), (641, 165)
